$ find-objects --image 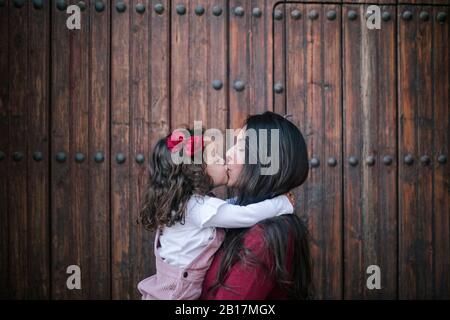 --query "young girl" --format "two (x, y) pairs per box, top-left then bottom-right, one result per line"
(137, 129), (294, 300)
